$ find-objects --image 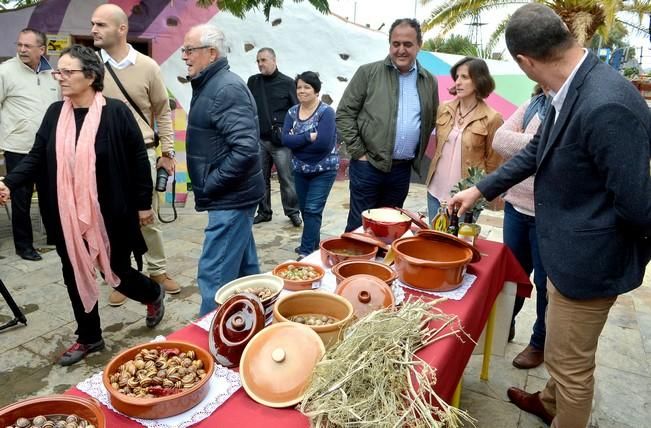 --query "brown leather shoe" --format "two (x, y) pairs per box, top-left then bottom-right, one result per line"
(507, 387), (554, 425)
(513, 344), (544, 369)
(108, 290), (127, 307)
(150, 273), (181, 294)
